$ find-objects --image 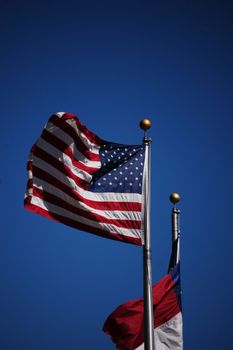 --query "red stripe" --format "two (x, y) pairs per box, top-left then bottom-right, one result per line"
(33, 145), (89, 190)
(49, 115), (102, 161)
(24, 198), (142, 246)
(40, 130), (99, 174)
(28, 162), (142, 212)
(31, 186), (141, 230)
